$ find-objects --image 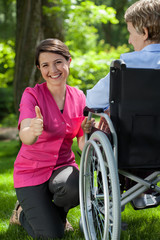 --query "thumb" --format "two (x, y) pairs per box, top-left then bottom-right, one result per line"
(35, 106), (43, 119)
